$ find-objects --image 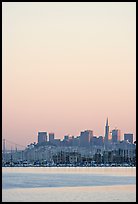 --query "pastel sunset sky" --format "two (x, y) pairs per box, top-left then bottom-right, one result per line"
(2, 2), (136, 147)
